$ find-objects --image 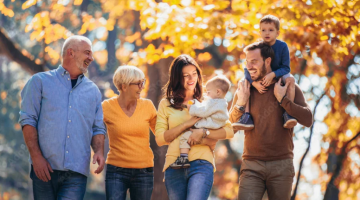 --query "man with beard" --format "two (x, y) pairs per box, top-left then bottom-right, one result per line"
(229, 41), (313, 200)
(19, 35), (106, 200)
